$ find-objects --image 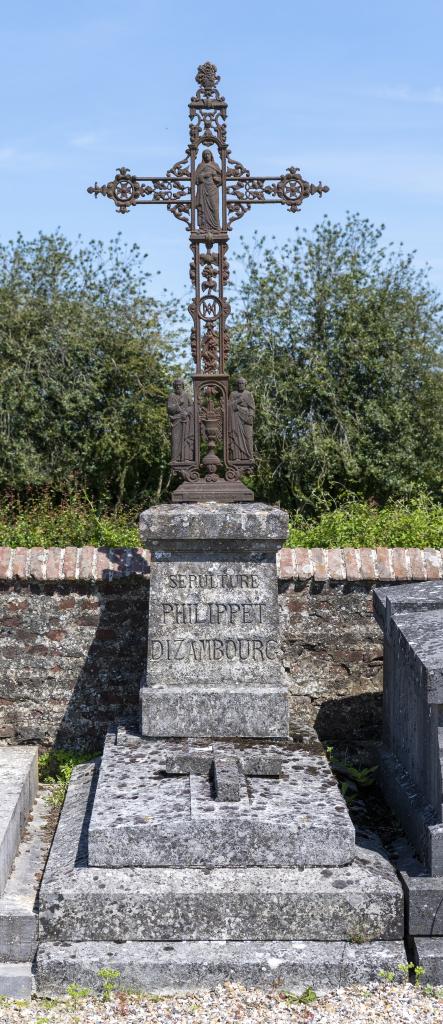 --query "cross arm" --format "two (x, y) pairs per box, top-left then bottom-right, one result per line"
(226, 165), (329, 226)
(87, 165), (192, 224)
